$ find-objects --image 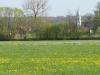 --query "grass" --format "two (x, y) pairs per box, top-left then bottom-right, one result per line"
(0, 40), (100, 75)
